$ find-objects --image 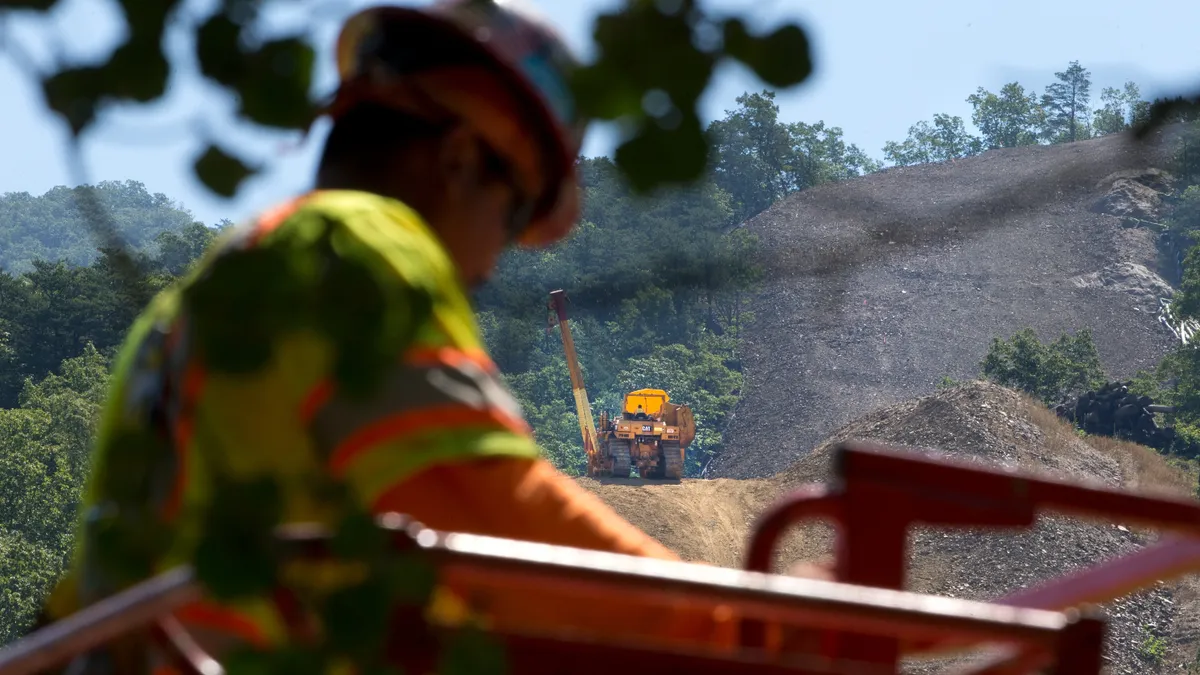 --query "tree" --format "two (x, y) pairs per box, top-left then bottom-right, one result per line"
(0, 181), (199, 274)
(980, 327), (1106, 405)
(1094, 82), (1148, 136)
(967, 83), (1044, 149)
(707, 91), (878, 223)
(882, 113), (983, 166)
(706, 91), (797, 223)
(0, 347), (111, 644)
(1041, 61), (1093, 143)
